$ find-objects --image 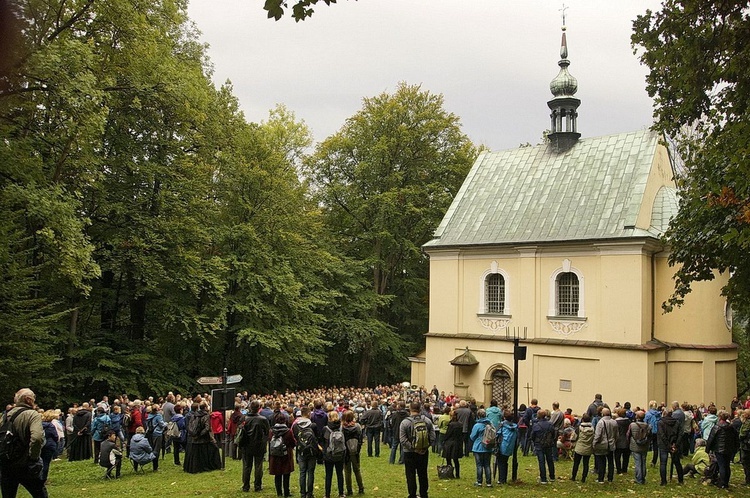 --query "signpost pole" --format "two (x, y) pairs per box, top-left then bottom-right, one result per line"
(511, 327), (527, 483)
(221, 367), (228, 470)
